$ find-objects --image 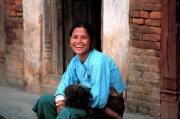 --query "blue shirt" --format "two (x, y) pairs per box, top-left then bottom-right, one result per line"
(55, 49), (127, 108)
